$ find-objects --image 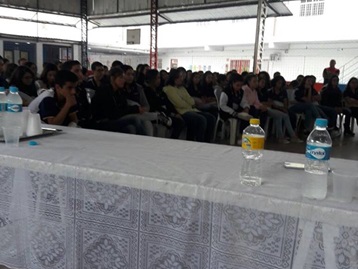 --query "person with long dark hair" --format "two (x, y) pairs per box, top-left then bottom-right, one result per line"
(35, 63), (58, 95)
(135, 63), (149, 86)
(9, 65), (37, 105)
(91, 67), (148, 135)
(122, 64), (172, 136)
(242, 73), (268, 128)
(219, 73), (252, 121)
(144, 69), (185, 139)
(343, 77), (358, 128)
(321, 75), (354, 136)
(267, 76), (302, 143)
(164, 68), (215, 142)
